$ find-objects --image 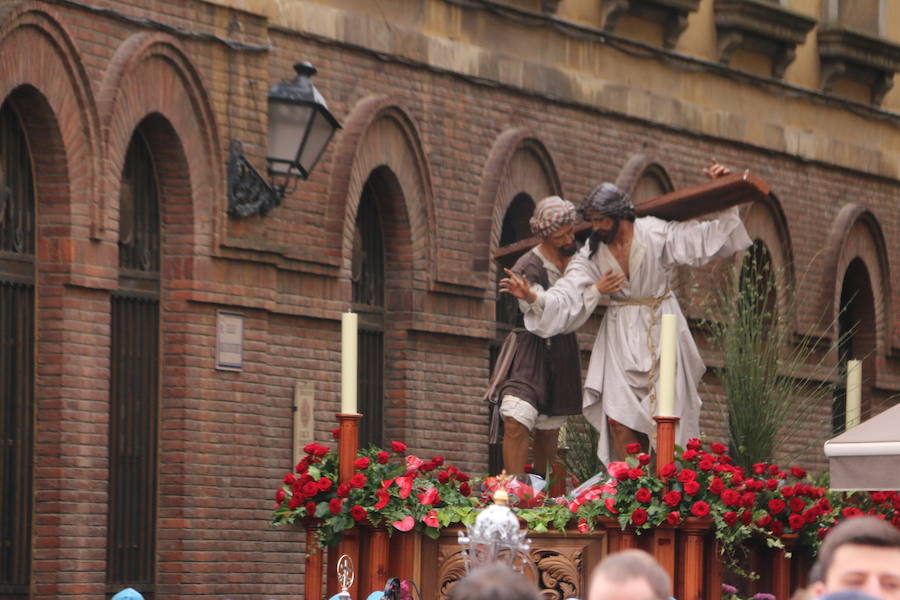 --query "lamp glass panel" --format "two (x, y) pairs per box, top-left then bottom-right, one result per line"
(297, 109), (337, 176)
(267, 101), (314, 174)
